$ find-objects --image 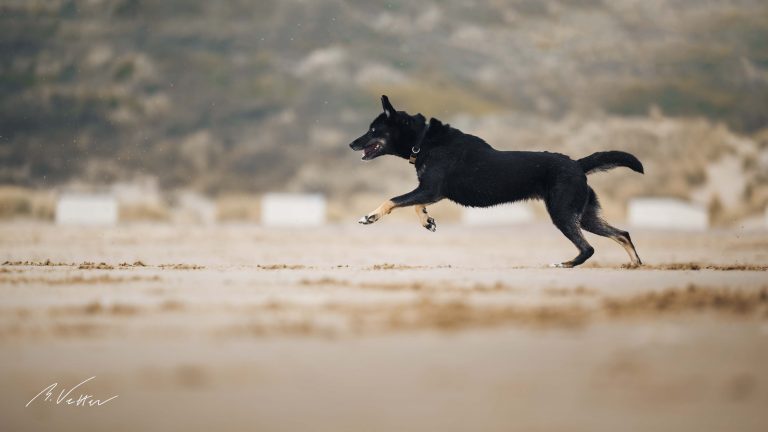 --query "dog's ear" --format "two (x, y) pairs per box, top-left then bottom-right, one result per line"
(381, 95), (395, 118)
